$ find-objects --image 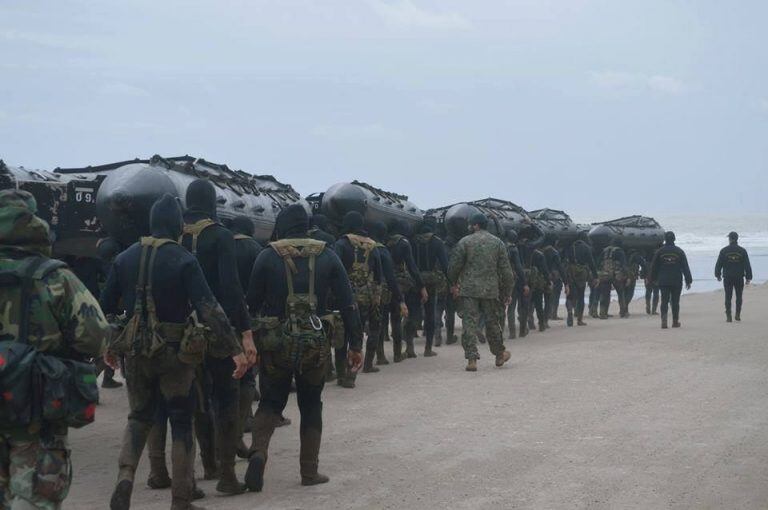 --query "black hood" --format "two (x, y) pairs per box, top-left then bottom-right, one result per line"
(150, 194), (183, 240)
(231, 215), (255, 237)
(275, 204), (309, 239)
(310, 214), (330, 232)
(389, 219), (411, 237)
(185, 179), (217, 219)
(342, 211), (365, 235)
(417, 221), (434, 235)
(368, 221), (387, 242)
(664, 231), (676, 245)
